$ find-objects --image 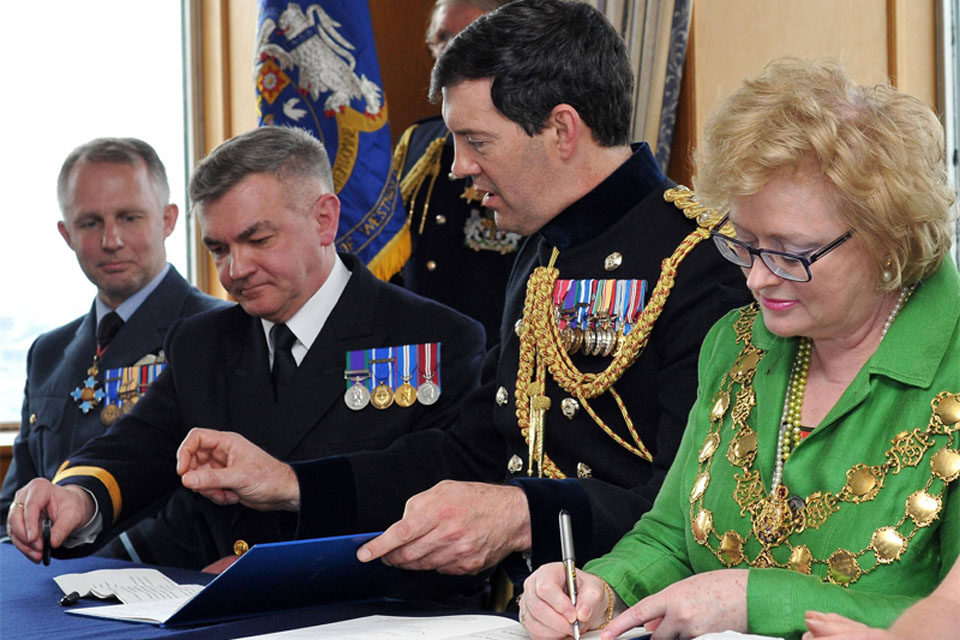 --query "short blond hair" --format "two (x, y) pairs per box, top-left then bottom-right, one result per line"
(694, 58), (956, 291)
